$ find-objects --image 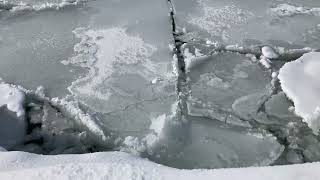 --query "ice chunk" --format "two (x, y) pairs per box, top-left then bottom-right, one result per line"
(279, 52), (320, 134)
(262, 46), (279, 59)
